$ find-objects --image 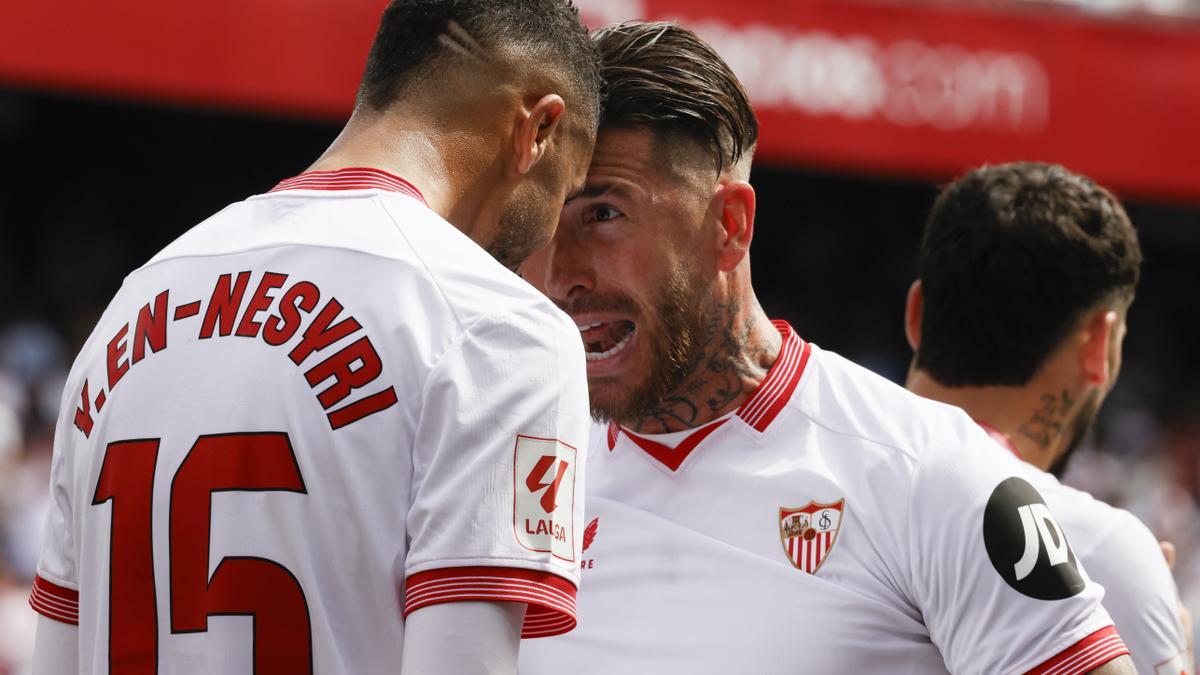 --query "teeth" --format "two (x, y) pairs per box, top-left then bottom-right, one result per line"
(585, 328), (634, 361)
(577, 322), (603, 332)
